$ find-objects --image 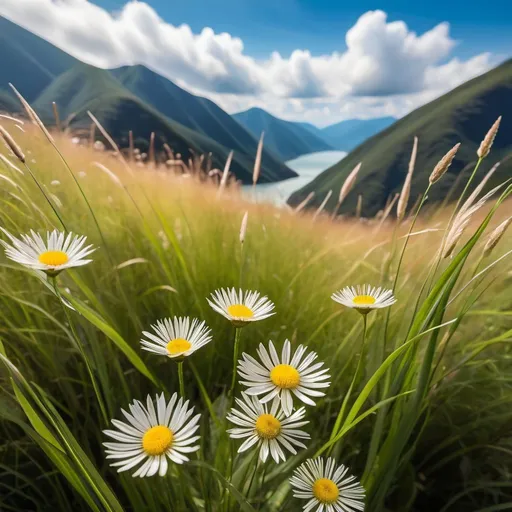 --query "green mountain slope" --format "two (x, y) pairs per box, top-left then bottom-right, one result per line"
(0, 18), (296, 183)
(289, 59), (512, 216)
(110, 66), (292, 179)
(321, 117), (396, 151)
(0, 17), (75, 101)
(233, 107), (334, 160)
(32, 63), (294, 183)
